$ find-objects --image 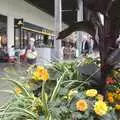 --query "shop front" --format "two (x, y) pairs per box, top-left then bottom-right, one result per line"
(14, 19), (55, 64)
